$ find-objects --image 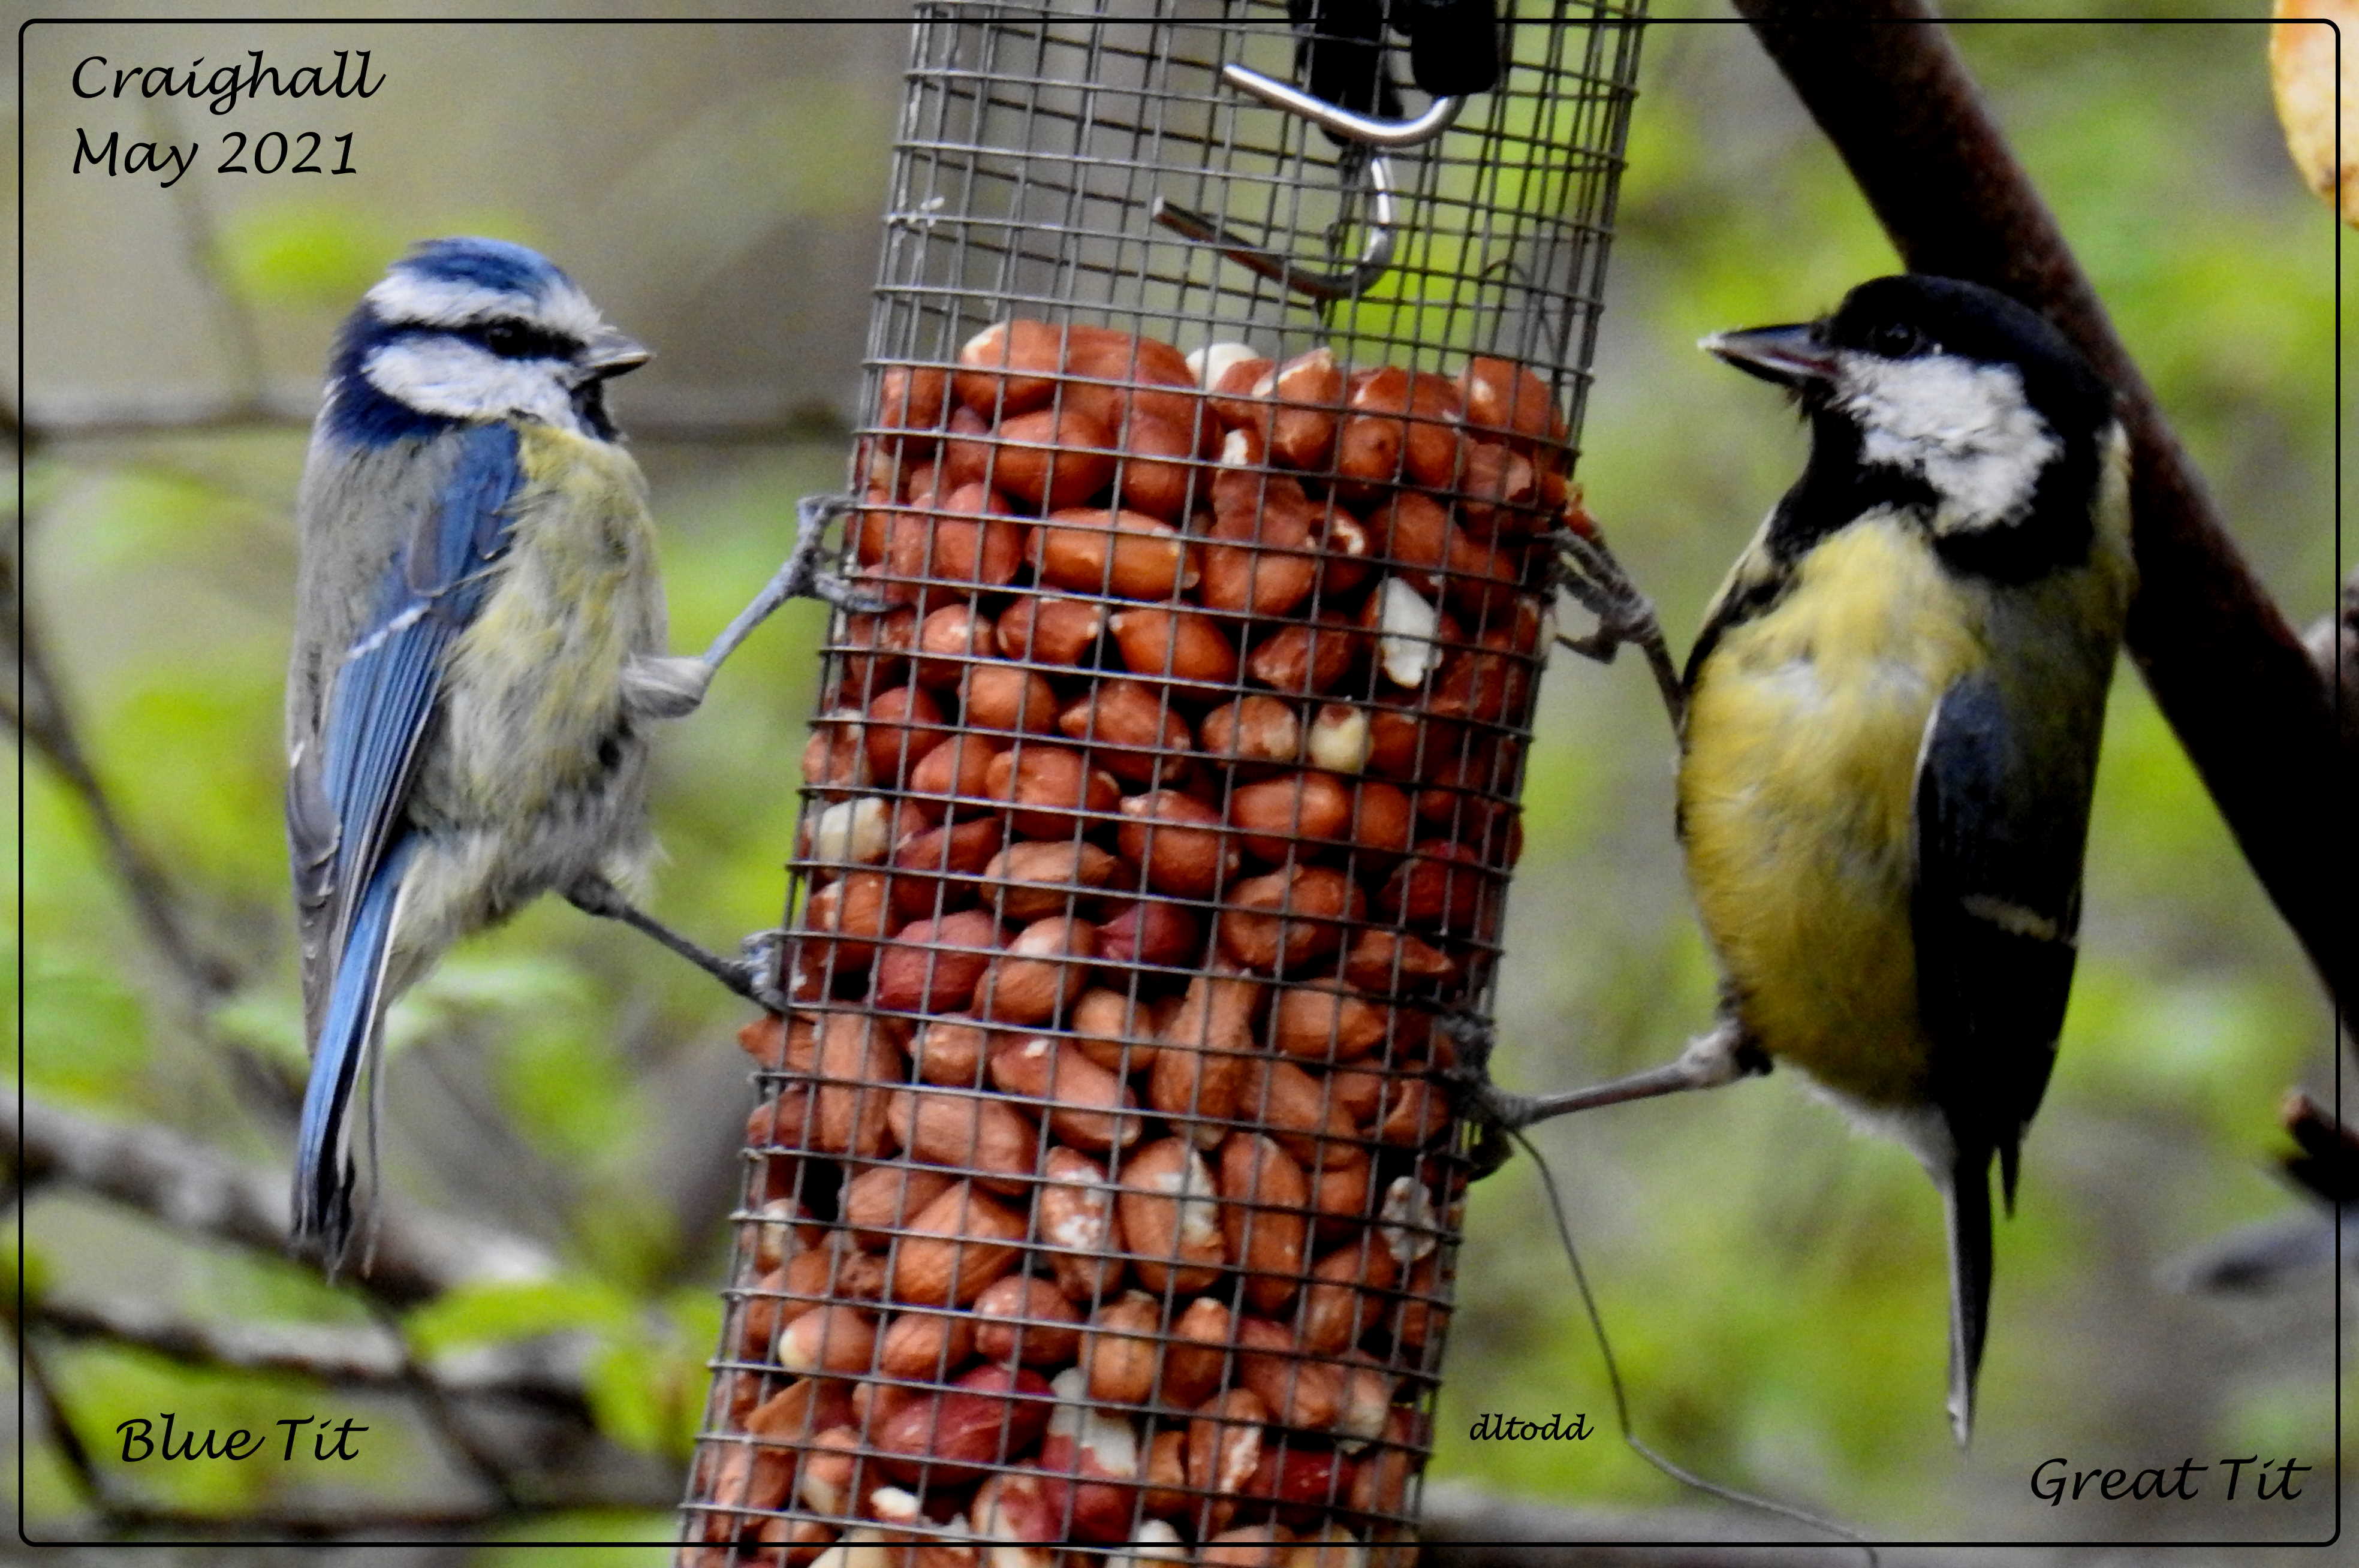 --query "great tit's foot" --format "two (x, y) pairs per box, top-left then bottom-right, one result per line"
(1546, 524), (1686, 730)
(1433, 1012), (1523, 1180)
(567, 878), (783, 1008)
(1483, 1017), (1766, 1135)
